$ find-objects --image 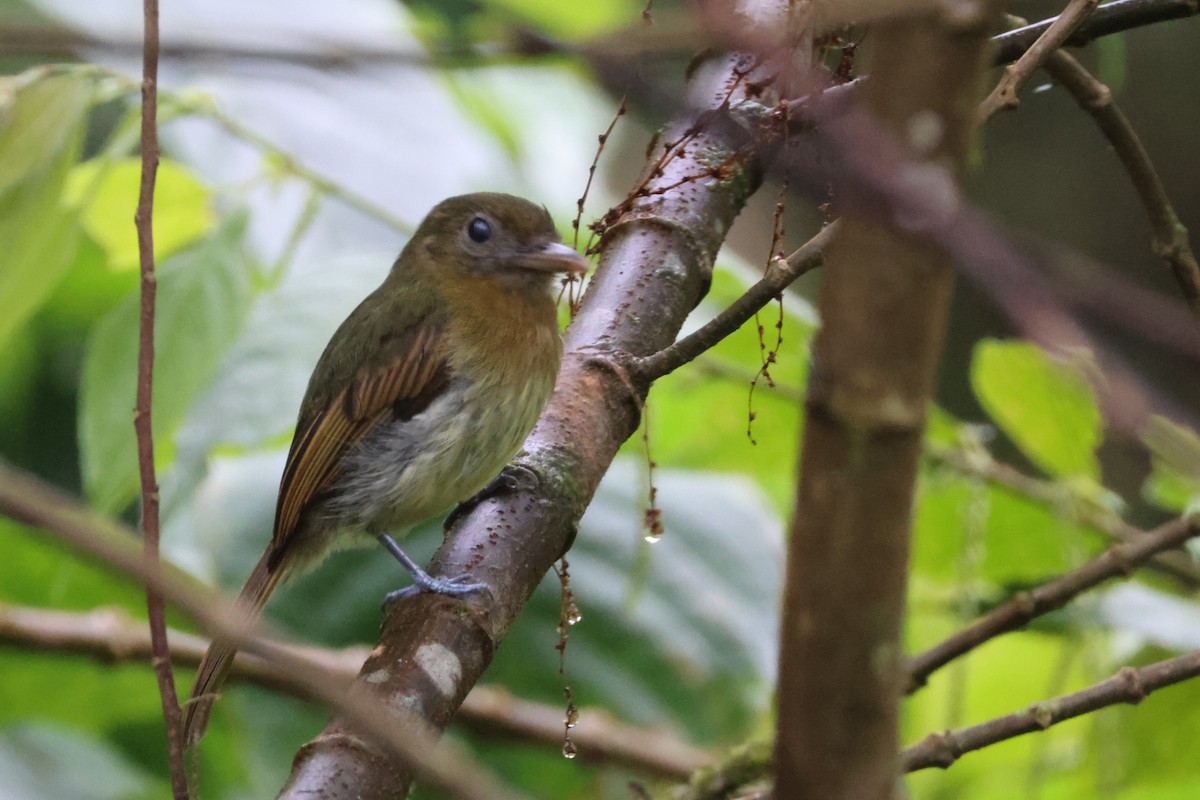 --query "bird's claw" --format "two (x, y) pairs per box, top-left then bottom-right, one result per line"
(381, 572), (487, 610)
